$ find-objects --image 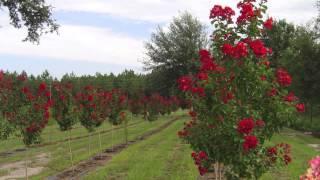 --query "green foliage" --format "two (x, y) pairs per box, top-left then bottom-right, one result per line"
(0, 0), (59, 43)
(144, 12), (208, 96)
